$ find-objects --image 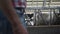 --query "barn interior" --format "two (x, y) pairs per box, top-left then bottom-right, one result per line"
(25, 0), (60, 34)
